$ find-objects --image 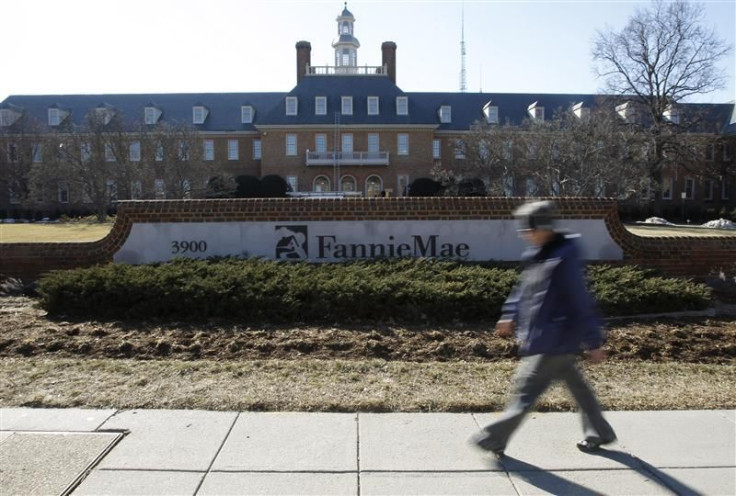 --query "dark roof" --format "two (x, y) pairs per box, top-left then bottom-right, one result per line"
(1, 87), (733, 134)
